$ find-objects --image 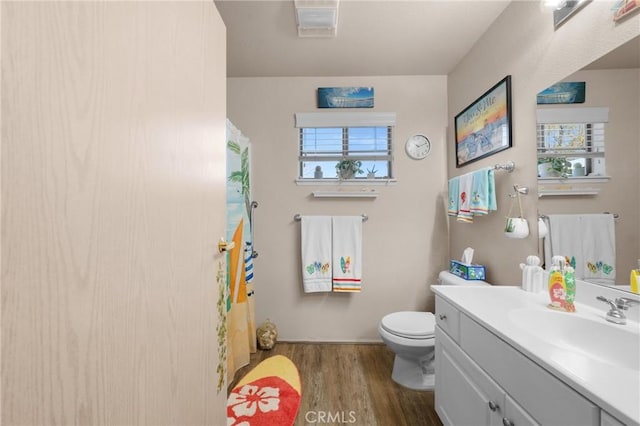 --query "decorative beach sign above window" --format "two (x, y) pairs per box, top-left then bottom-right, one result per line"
(317, 87), (374, 108)
(537, 82), (586, 104)
(455, 75), (512, 168)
